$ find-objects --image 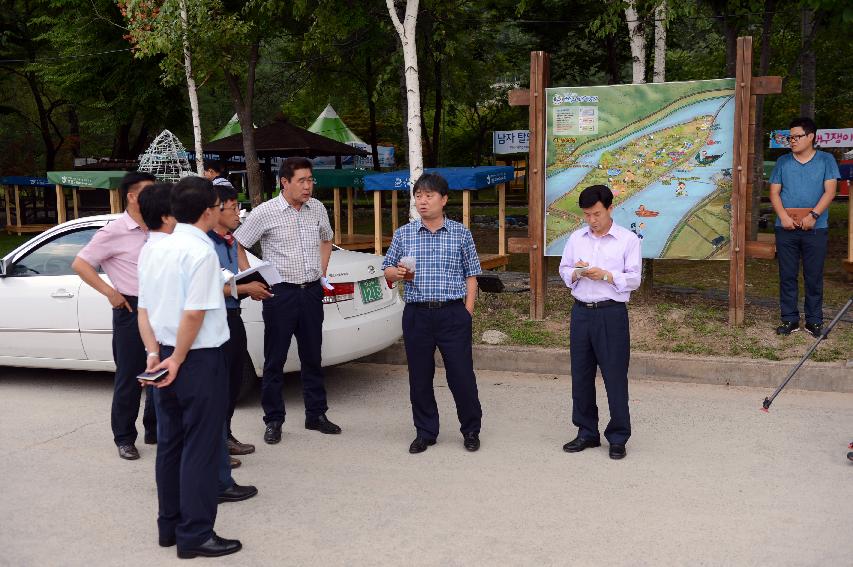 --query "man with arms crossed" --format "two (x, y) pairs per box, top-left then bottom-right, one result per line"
(769, 117), (839, 337)
(72, 171), (157, 460)
(235, 157), (341, 444)
(559, 185), (641, 460)
(137, 177), (241, 558)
